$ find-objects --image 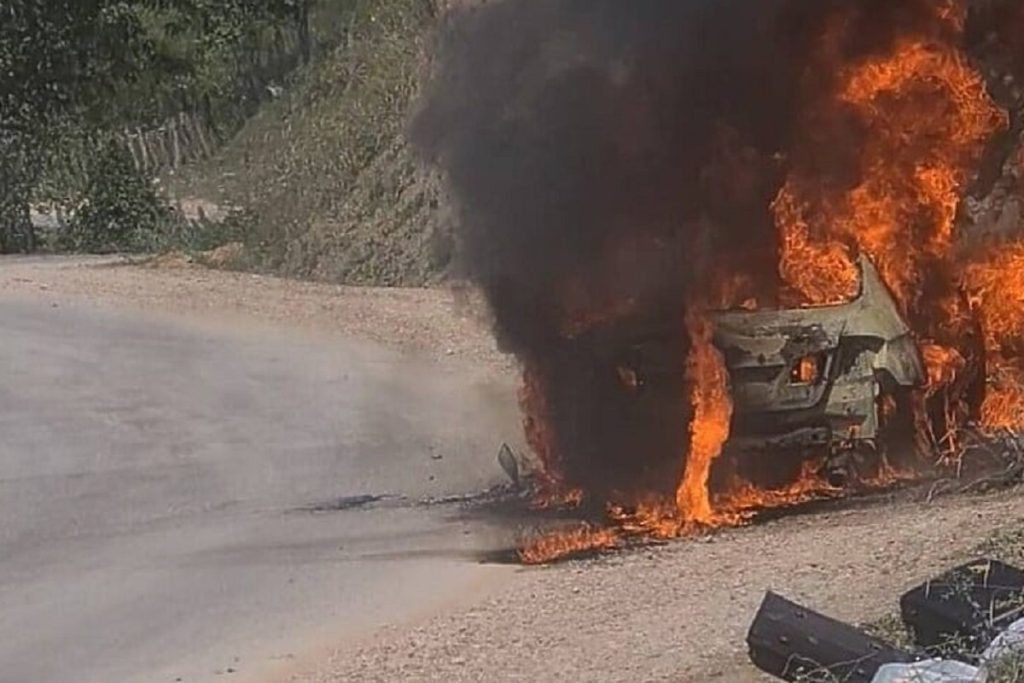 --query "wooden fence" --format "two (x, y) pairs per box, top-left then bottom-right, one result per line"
(120, 111), (219, 175)
(119, 23), (308, 175)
